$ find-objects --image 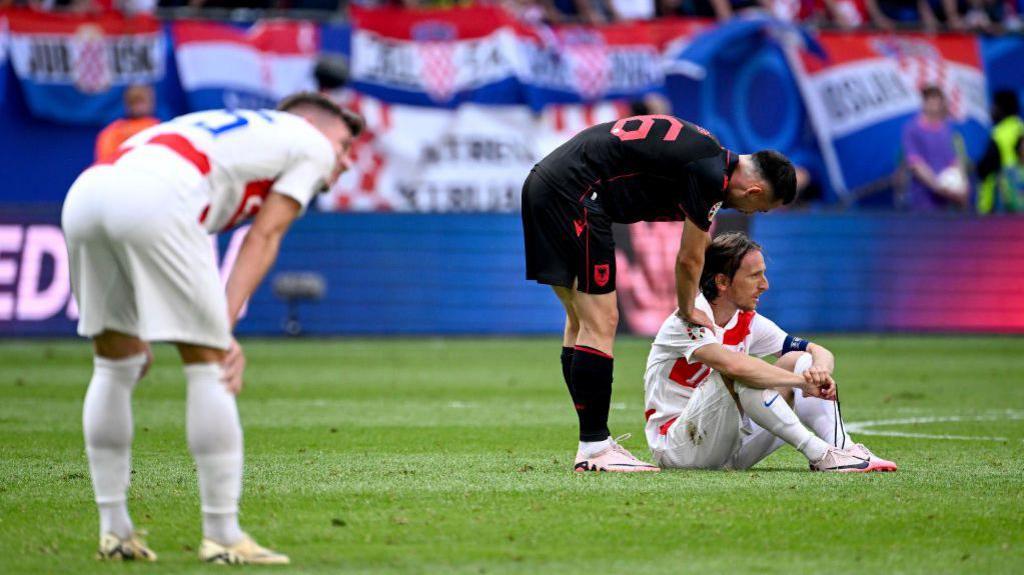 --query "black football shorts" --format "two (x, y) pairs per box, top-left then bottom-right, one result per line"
(521, 169), (616, 295)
